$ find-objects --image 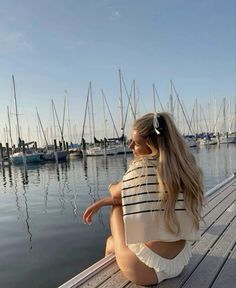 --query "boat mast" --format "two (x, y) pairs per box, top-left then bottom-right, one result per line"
(61, 94), (67, 144)
(102, 90), (108, 139)
(118, 69), (124, 139)
(101, 90), (119, 138)
(153, 84), (156, 113)
(52, 99), (64, 145)
(52, 99), (57, 141)
(223, 97), (226, 133)
(36, 108), (48, 148)
(65, 90), (72, 144)
(169, 80), (174, 116)
(133, 80), (136, 120)
(81, 83), (90, 144)
(7, 105), (13, 147)
(89, 82), (96, 142)
(12, 75), (21, 146)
